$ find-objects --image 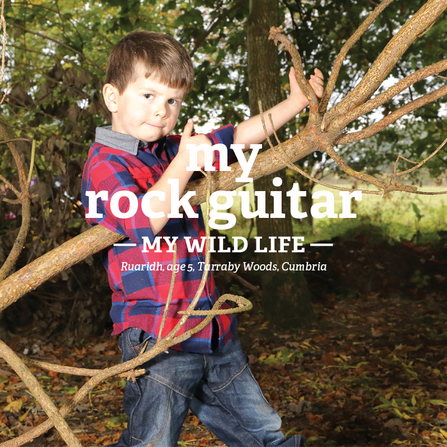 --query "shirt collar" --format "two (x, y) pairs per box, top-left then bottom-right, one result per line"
(95, 126), (141, 156)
